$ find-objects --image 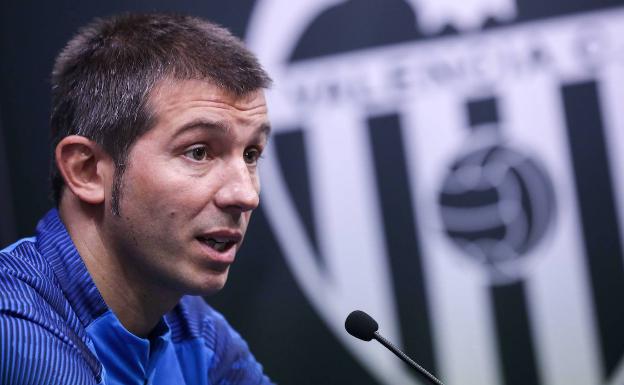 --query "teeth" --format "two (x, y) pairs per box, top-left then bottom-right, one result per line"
(213, 241), (227, 252)
(202, 237), (229, 252)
